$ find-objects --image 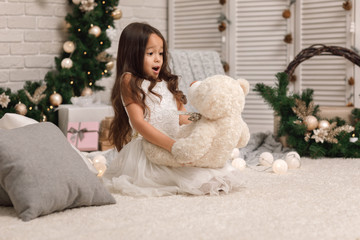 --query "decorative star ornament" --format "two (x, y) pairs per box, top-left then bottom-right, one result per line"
(0, 92), (11, 108)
